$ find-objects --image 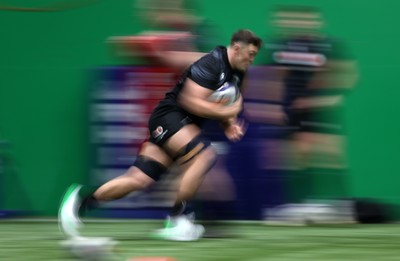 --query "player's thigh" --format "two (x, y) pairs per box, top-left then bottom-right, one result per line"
(163, 124), (202, 156)
(139, 141), (173, 167)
